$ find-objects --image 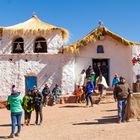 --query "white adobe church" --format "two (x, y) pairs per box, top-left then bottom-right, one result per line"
(0, 15), (140, 98)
